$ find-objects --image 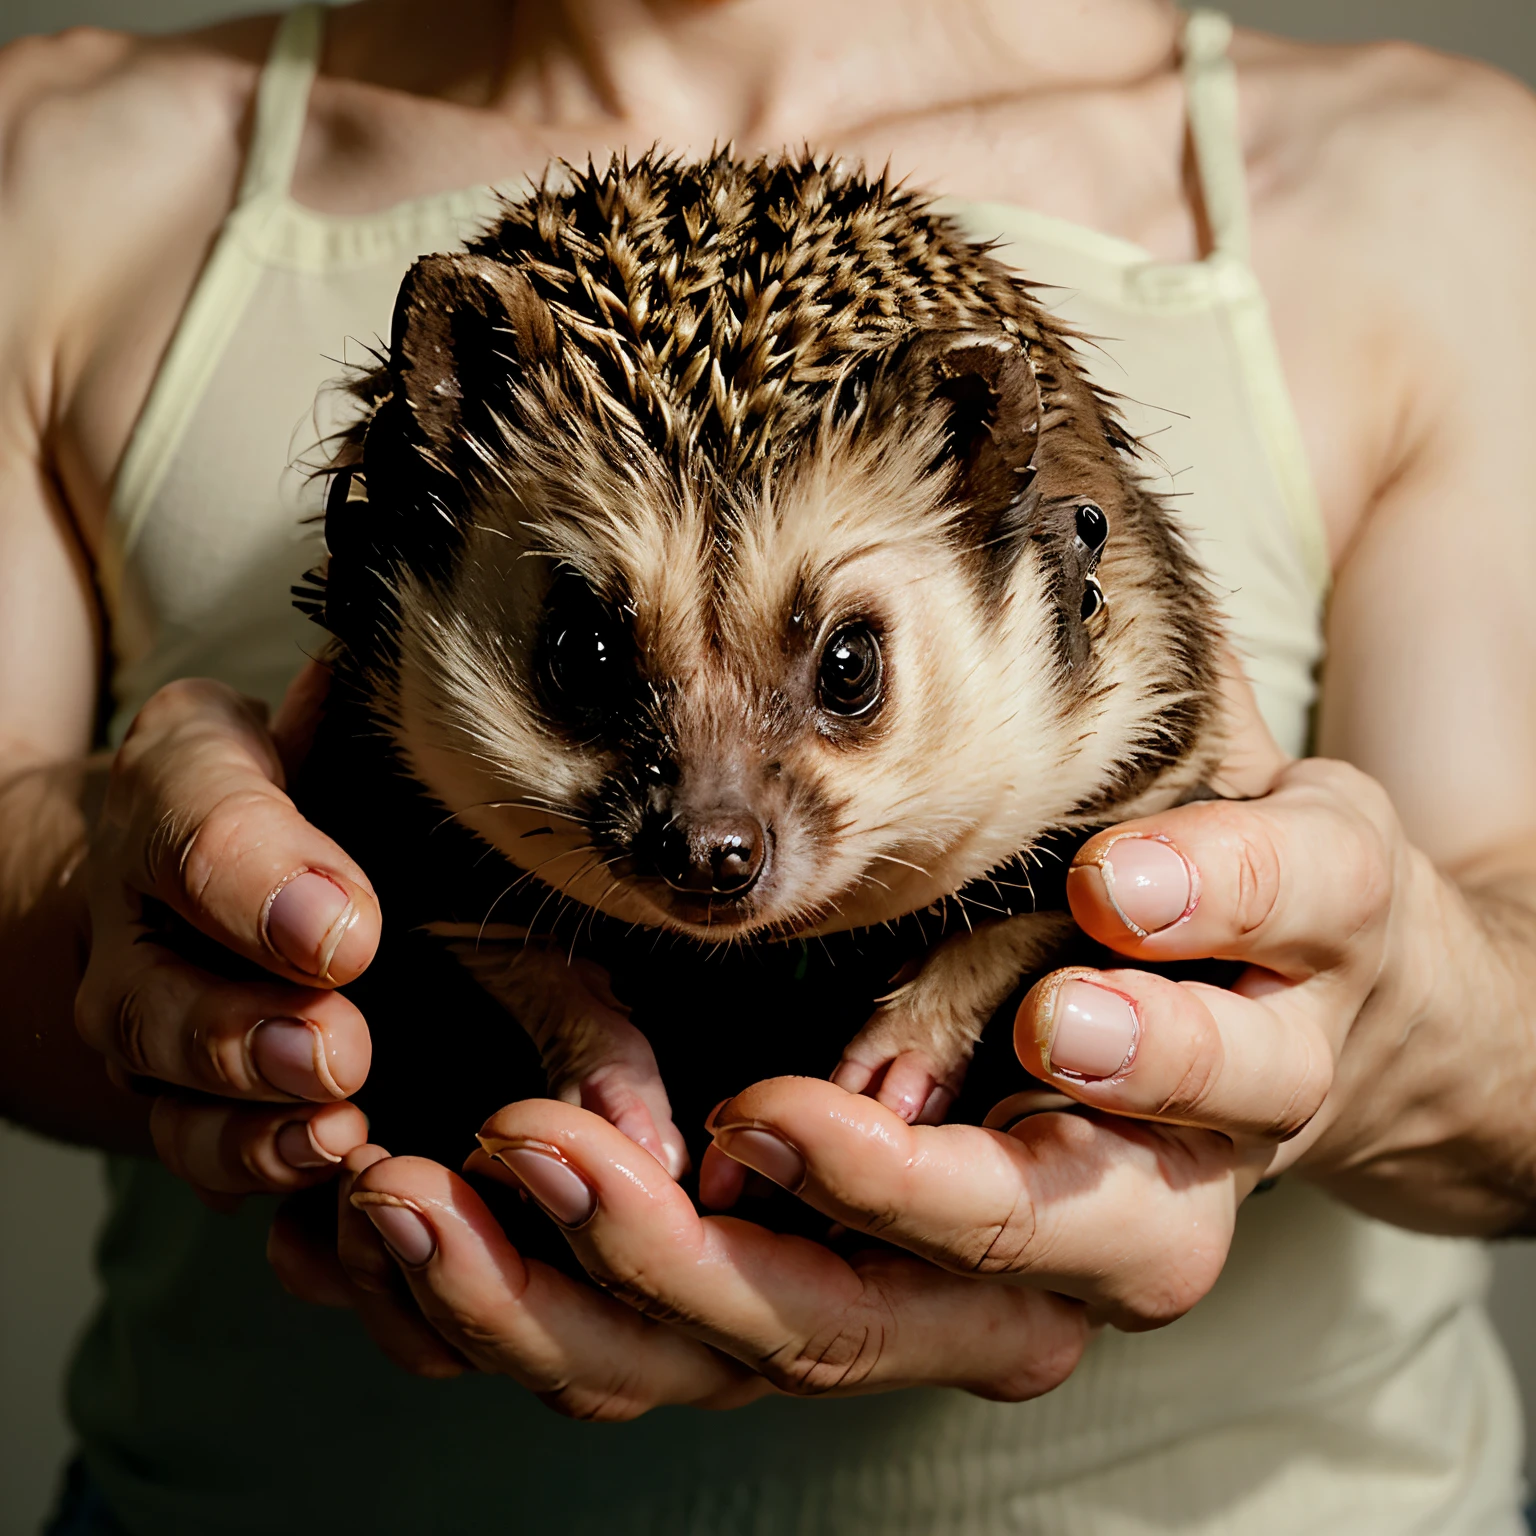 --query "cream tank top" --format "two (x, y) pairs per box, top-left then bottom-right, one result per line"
(75, 10), (1523, 1534)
